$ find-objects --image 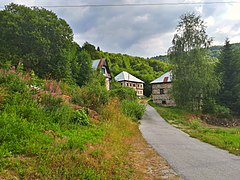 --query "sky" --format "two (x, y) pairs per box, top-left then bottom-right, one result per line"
(1, 0), (240, 58)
